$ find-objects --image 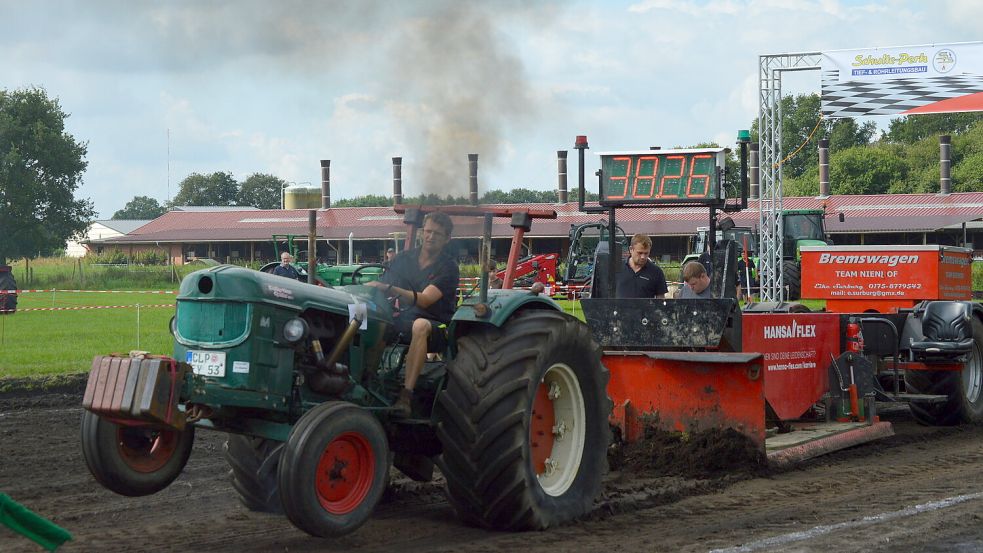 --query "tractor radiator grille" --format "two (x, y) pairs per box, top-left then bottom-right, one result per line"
(175, 300), (252, 346)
